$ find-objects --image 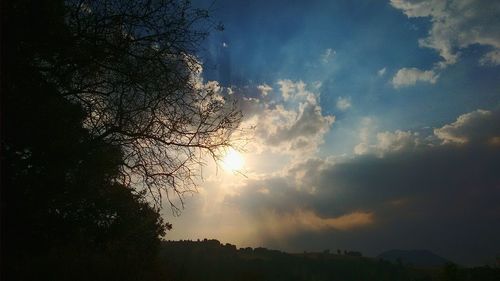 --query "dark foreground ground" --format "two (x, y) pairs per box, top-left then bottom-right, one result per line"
(160, 240), (500, 281)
